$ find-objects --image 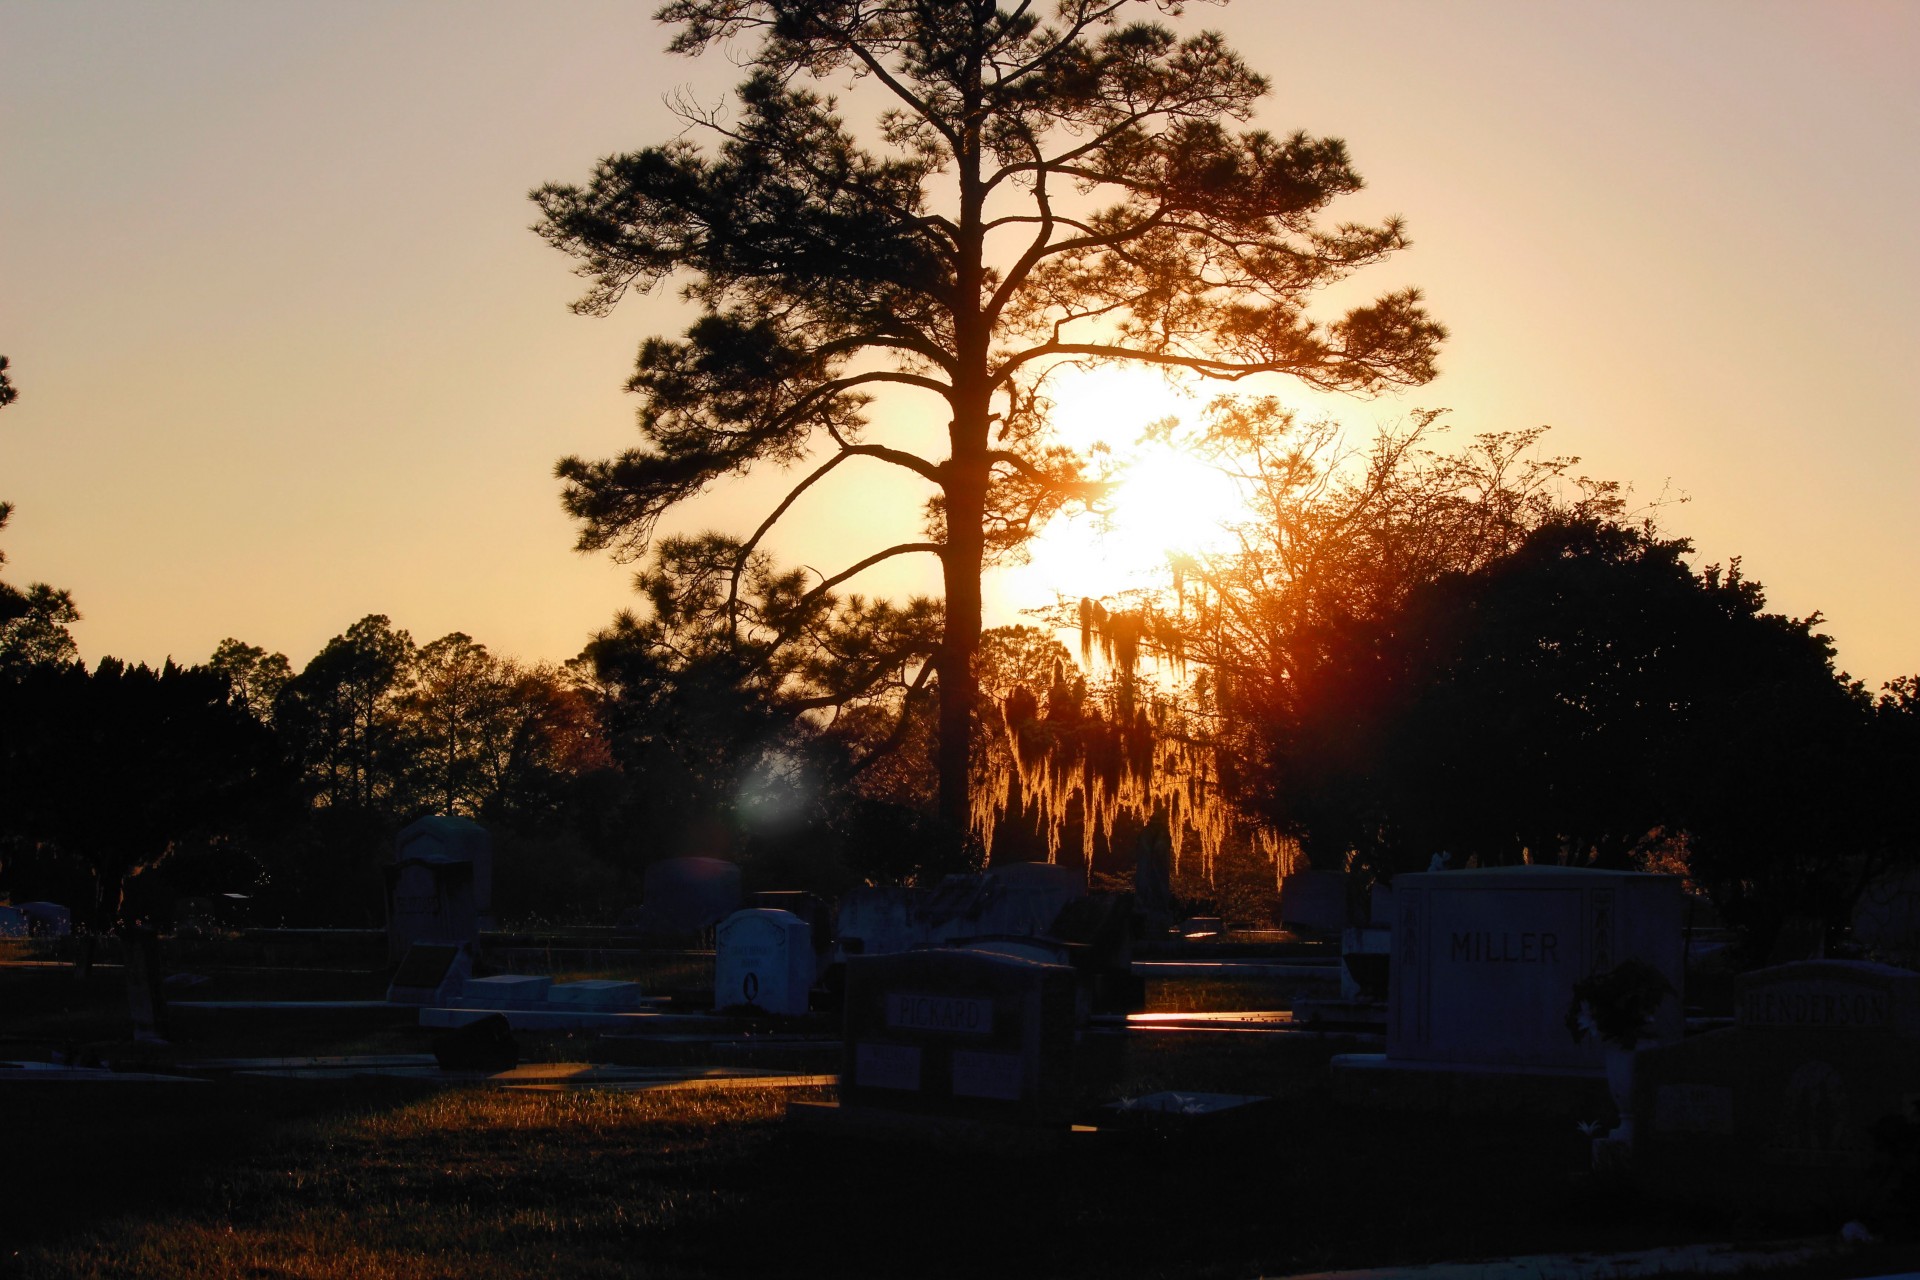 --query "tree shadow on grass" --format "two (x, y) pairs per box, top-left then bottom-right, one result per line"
(0, 1077), (439, 1254)
(689, 1098), (1778, 1280)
